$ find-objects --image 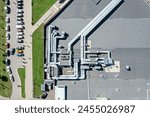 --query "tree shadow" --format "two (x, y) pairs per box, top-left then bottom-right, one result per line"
(0, 76), (8, 82)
